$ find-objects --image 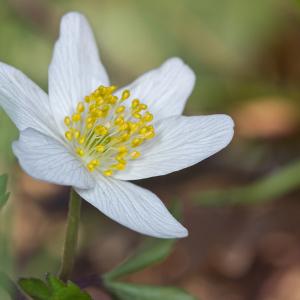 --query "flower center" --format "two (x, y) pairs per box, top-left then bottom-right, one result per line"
(63, 85), (155, 176)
